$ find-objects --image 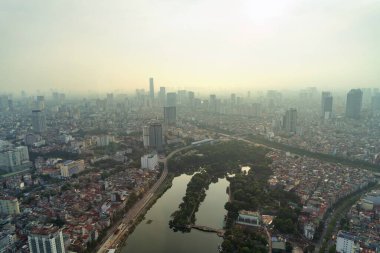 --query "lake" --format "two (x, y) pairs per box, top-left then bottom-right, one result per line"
(120, 173), (230, 253)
